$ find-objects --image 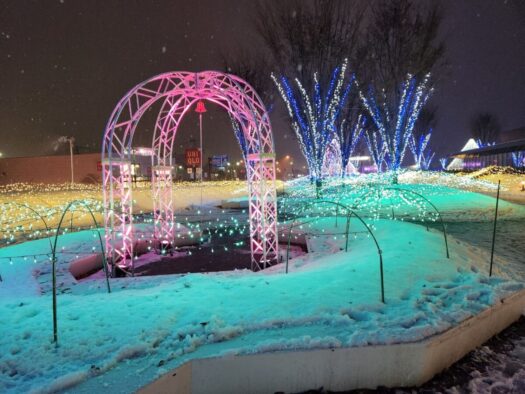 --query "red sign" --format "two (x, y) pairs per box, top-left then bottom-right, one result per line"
(185, 149), (201, 167)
